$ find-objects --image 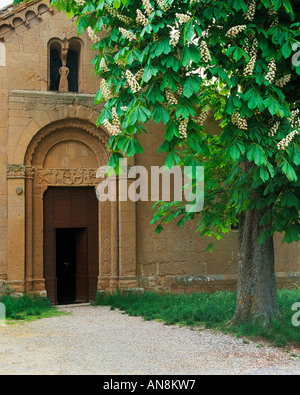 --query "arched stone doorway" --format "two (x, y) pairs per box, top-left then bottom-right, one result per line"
(44, 186), (99, 304)
(23, 119), (113, 304)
